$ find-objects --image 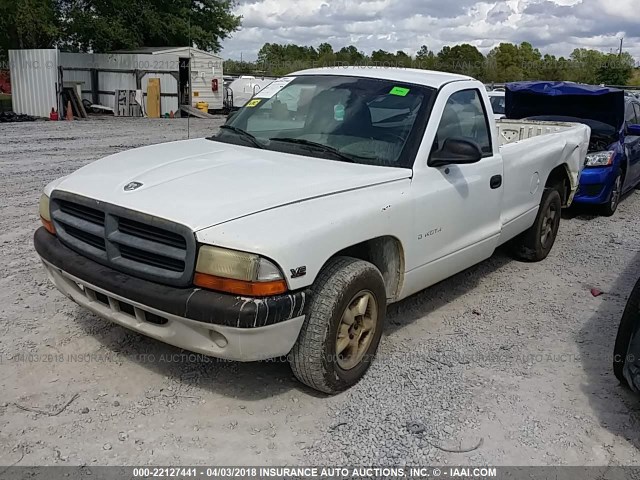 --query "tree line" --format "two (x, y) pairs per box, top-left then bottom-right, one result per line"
(0, 0), (240, 60)
(225, 42), (639, 86)
(1, 1), (637, 86)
